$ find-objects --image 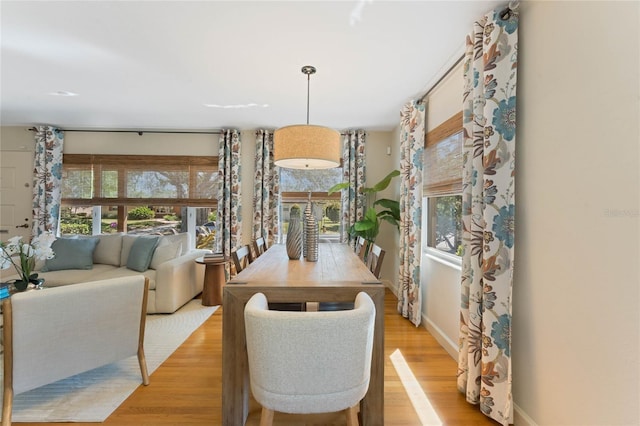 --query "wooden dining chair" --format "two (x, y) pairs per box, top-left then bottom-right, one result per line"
(367, 243), (385, 279)
(231, 245), (252, 275)
(252, 237), (267, 260)
(355, 236), (365, 255)
(356, 237), (370, 262)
